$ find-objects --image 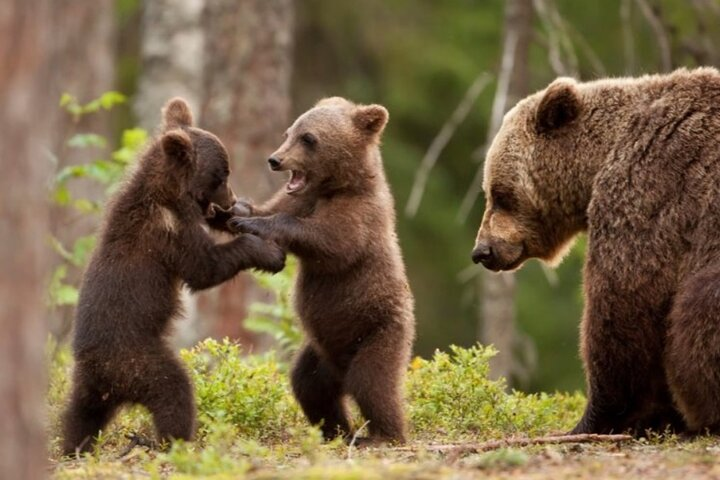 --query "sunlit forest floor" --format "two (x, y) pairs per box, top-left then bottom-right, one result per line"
(47, 339), (720, 479)
(51, 437), (720, 479)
